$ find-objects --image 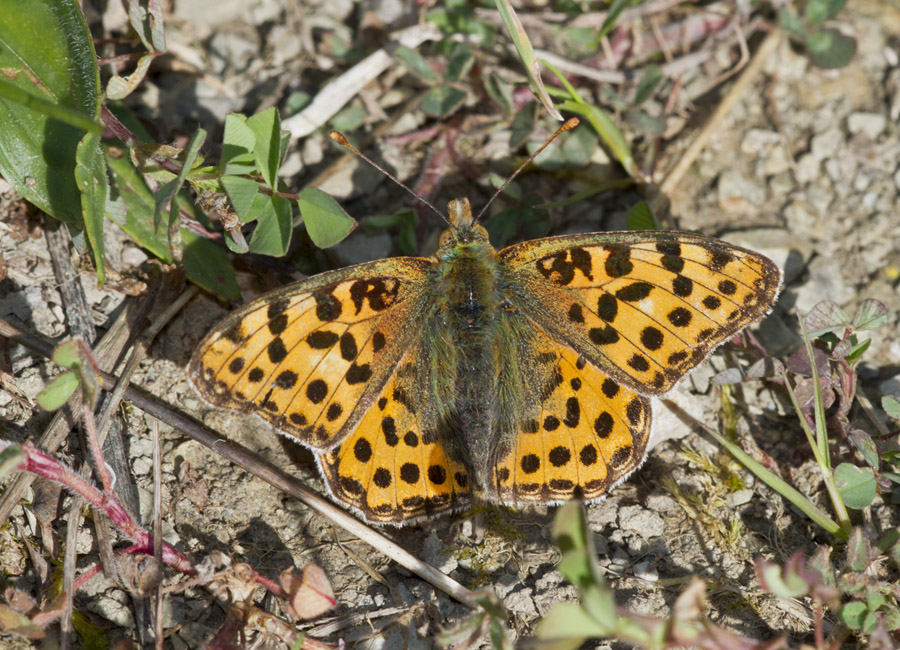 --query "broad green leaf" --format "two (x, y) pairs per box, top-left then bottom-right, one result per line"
(839, 601), (867, 629)
(483, 70), (513, 114)
(181, 228), (241, 300)
(633, 65), (663, 106)
(882, 395), (900, 420)
(0, 0), (101, 226)
(37, 371), (80, 411)
(105, 150), (239, 300)
(509, 101), (538, 150)
(779, 7), (808, 39)
(75, 131), (108, 286)
(625, 201), (658, 230)
(249, 194), (292, 256)
(804, 0), (846, 25)
(221, 113), (256, 170)
(852, 299), (887, 331)
(536, 603), (605, 650)
(298, 188), (357, 249)
(394, 45), (439, 83)
(420, 85), (467, 118)
(446, 42), (474, 83)
(833, 464), (876, 509)
(757, 560), (809, 598)
(246, 107), (282, 189)
(808, 28), (857, 69)
(0, 446), (25, 481)
(220, 175), (259, 223)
